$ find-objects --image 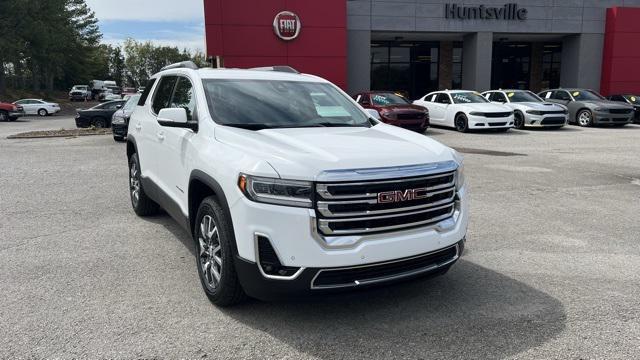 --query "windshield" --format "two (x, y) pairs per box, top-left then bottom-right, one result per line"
(506, 91), (542, 103)
(451, 92), (489, 104)
(370, 93), (409, 106)
(123, 95), (141, 111)
(625, 95), (640, 105)
(202, 80), (370, 129)
(571, 90), (604, 101)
